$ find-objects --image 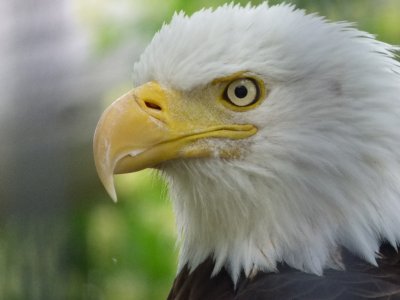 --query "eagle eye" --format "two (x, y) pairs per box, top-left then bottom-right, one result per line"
(224, 78), (260, 107)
